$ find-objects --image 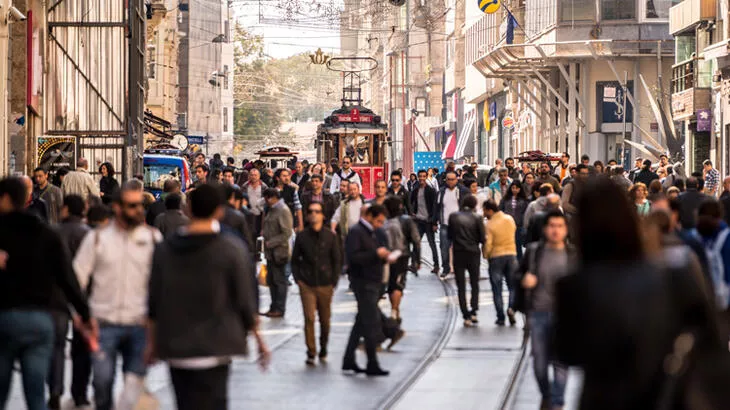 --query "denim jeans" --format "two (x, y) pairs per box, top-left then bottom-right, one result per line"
(488, 255), (516, 322)
(416, 219), (439, 268)
(530, 311), (567, 407)
(0, 310), (55, 410)
(93, 324), (147, 410)
(439, 224), (452, 273)
(48, 310), (70, 397)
